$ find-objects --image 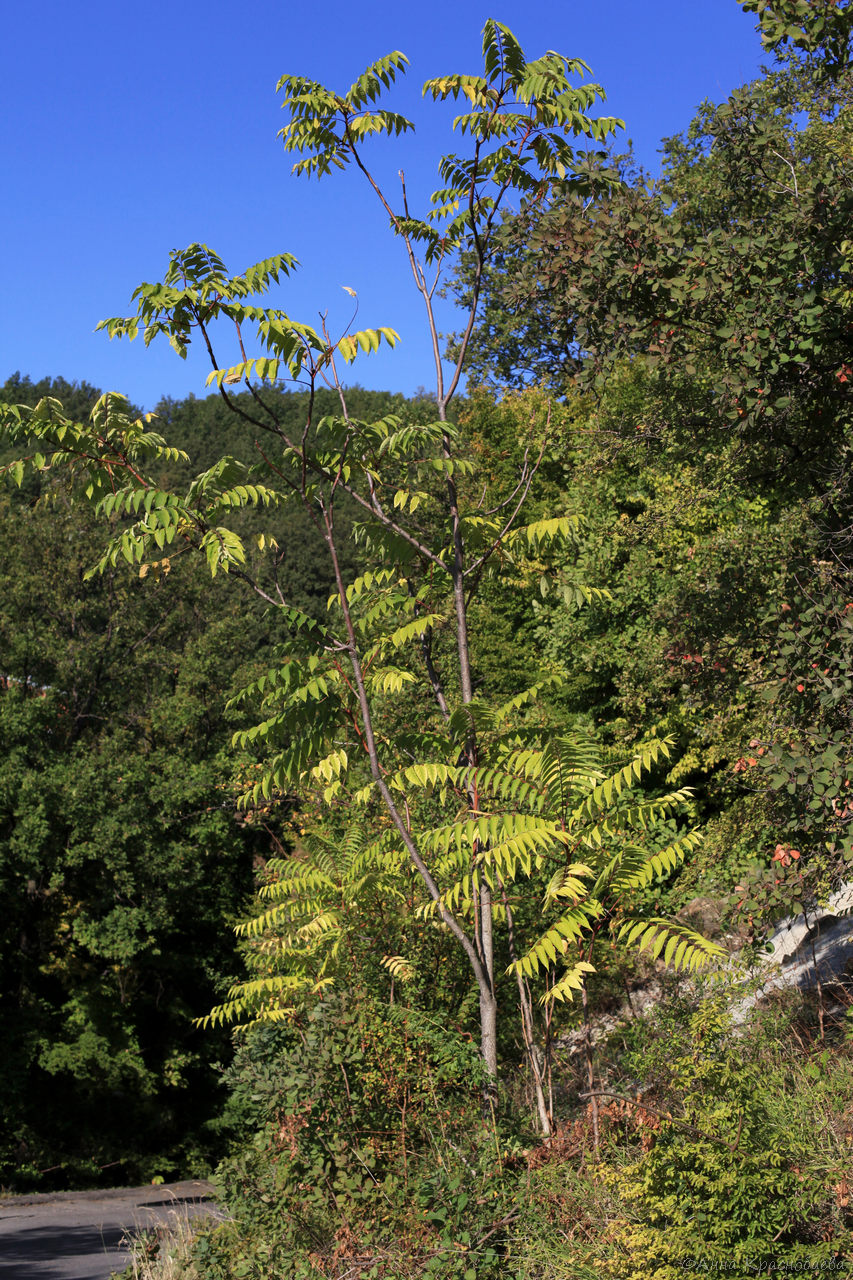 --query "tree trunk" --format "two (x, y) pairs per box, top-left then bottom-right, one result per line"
(478, 881), (498, 1081)
(479, 980), (498, 1081)
(581, 974), (600, 1157)
(502, 882), (551, 1136)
